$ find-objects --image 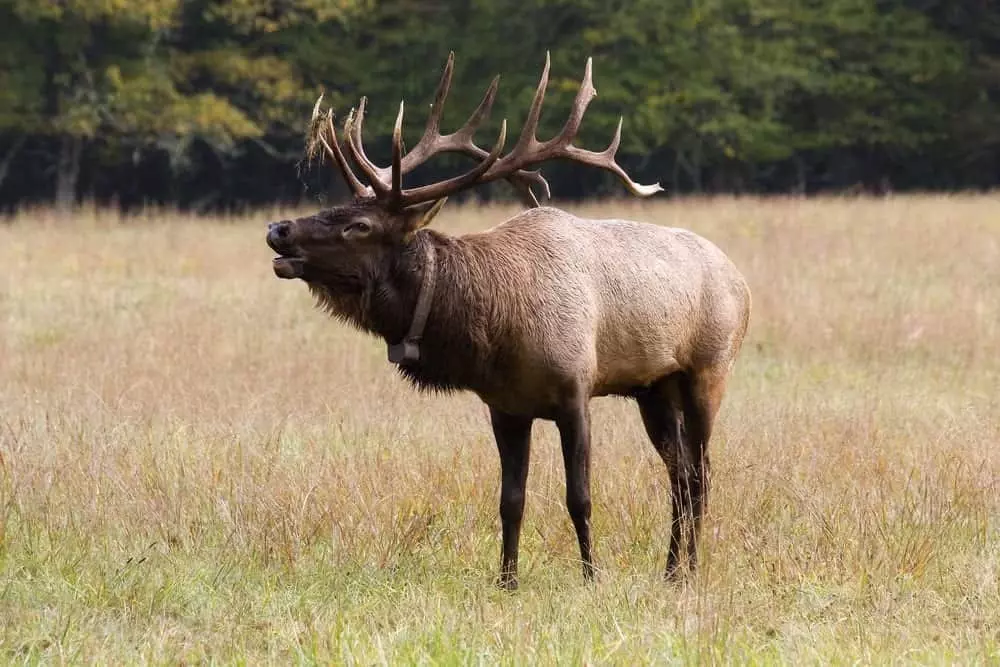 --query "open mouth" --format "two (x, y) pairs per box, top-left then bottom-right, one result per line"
(267, 225), (306, 279)
(272, 255), (306, 279)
